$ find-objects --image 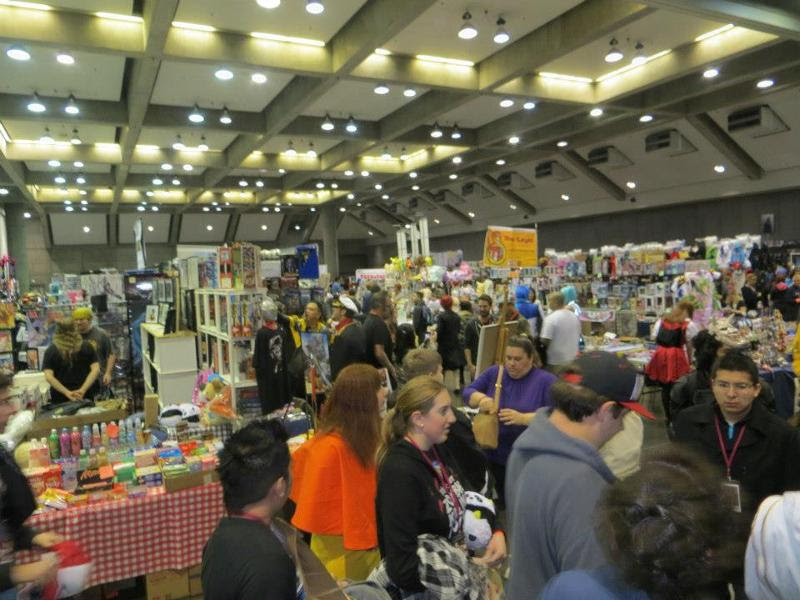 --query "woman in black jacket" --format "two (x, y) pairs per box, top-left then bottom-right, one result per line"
(374, 376), (506, 598)
(434, 296), (465, 393)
